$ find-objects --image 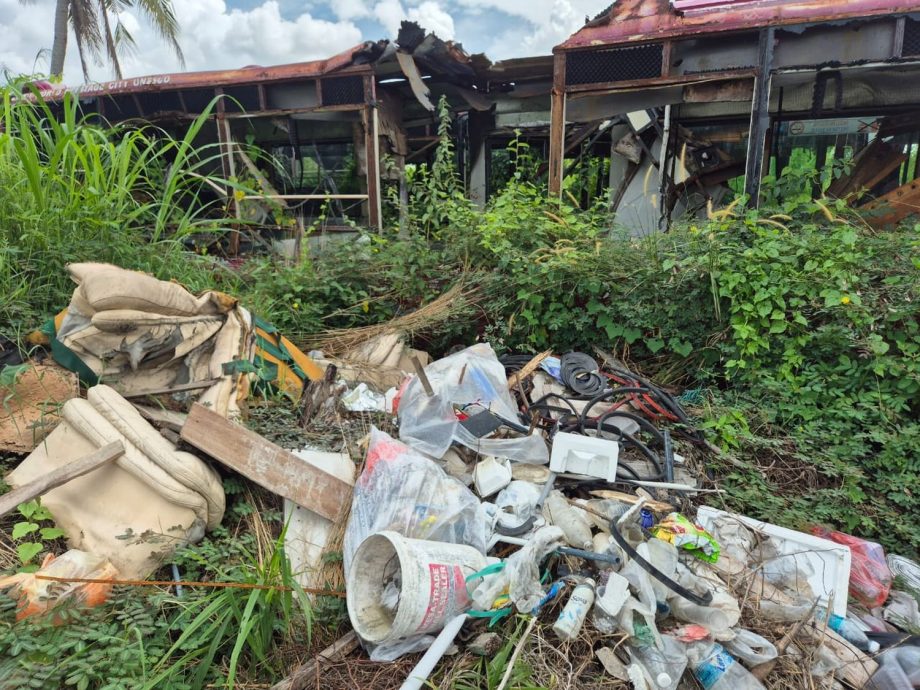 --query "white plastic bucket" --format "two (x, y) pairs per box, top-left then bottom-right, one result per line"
(347, 531), (487, 645)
